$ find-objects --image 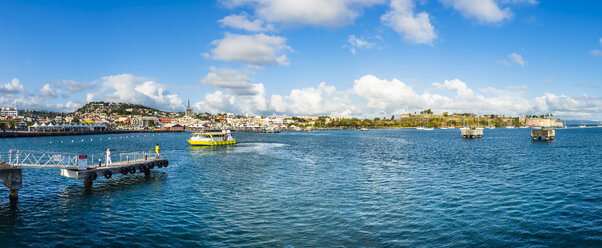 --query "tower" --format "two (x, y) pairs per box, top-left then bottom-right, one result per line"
(185, 99), (193, 117)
